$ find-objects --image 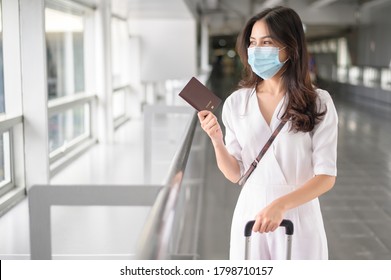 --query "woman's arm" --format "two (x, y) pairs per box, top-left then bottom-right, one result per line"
(198, 110), (241, 183)
(253, 174), (336, 233)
